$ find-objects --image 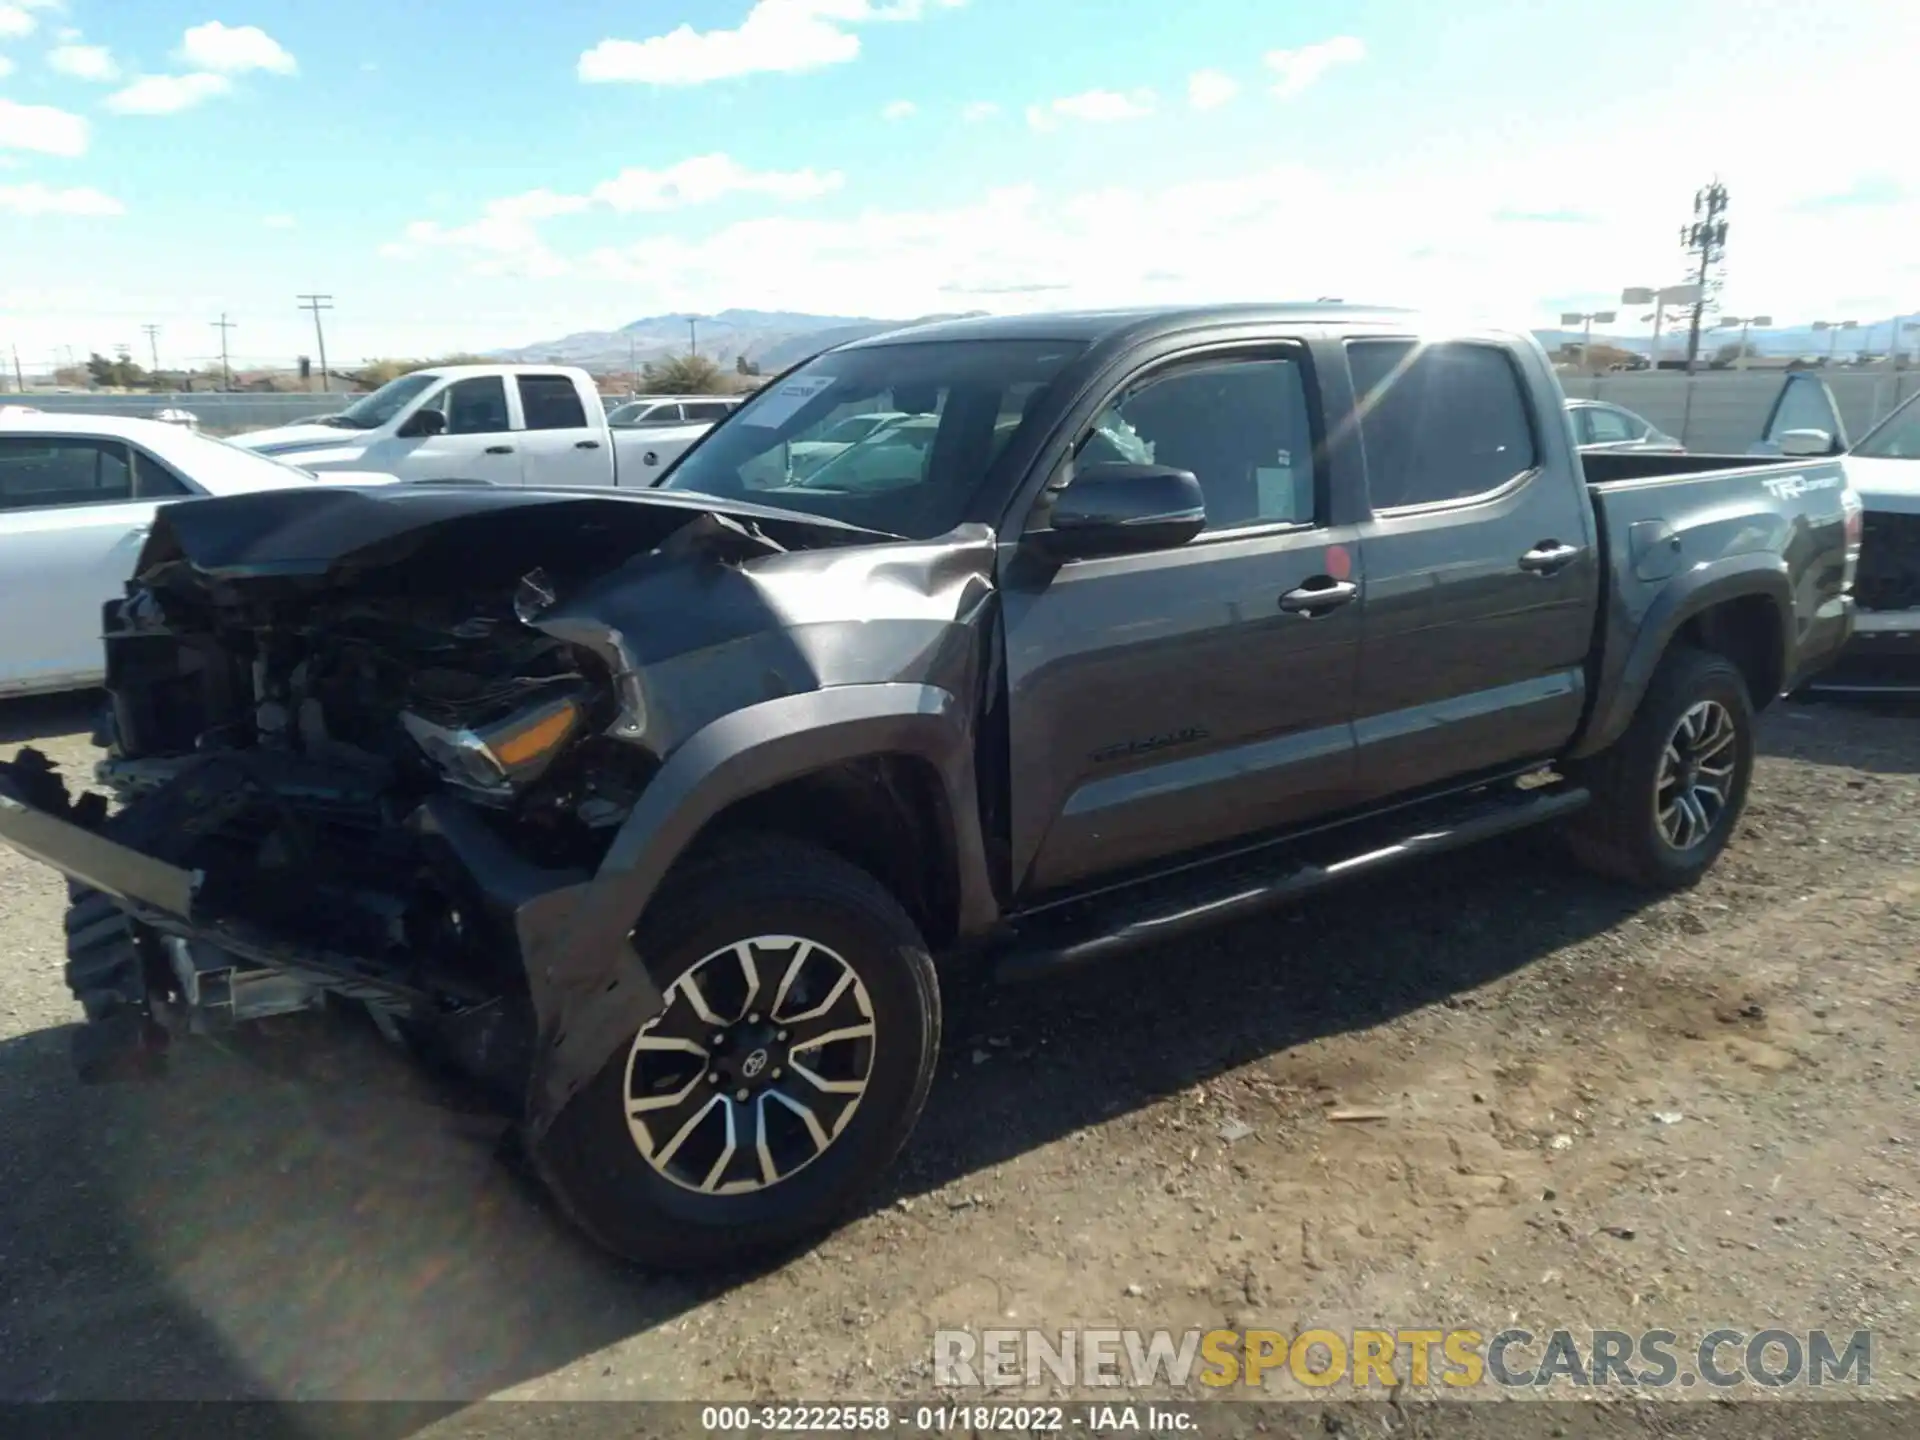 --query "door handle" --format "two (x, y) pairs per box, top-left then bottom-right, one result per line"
(485, 445), (514, 455)
(575, 440), (601, 450)
(1518, 541), (1582, 574)
(1278, 578), (1358, 615)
